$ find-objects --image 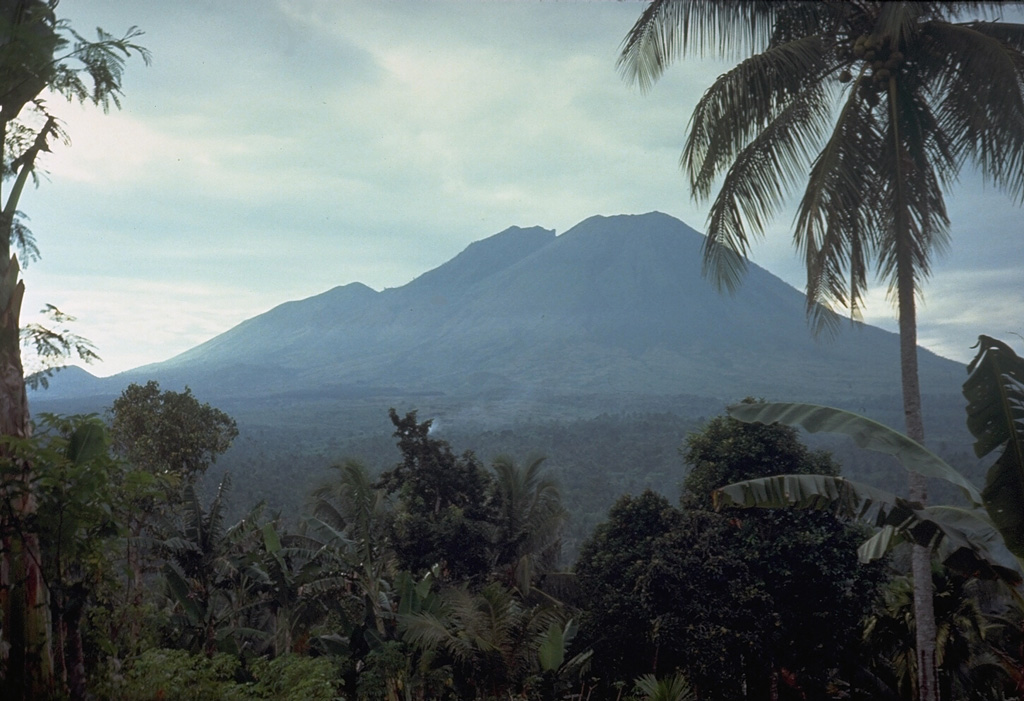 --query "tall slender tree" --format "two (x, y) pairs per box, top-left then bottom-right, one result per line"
(488, 456), (566, 594)
(619, 3), (1024, 700)
(0, 2), (147, 696)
